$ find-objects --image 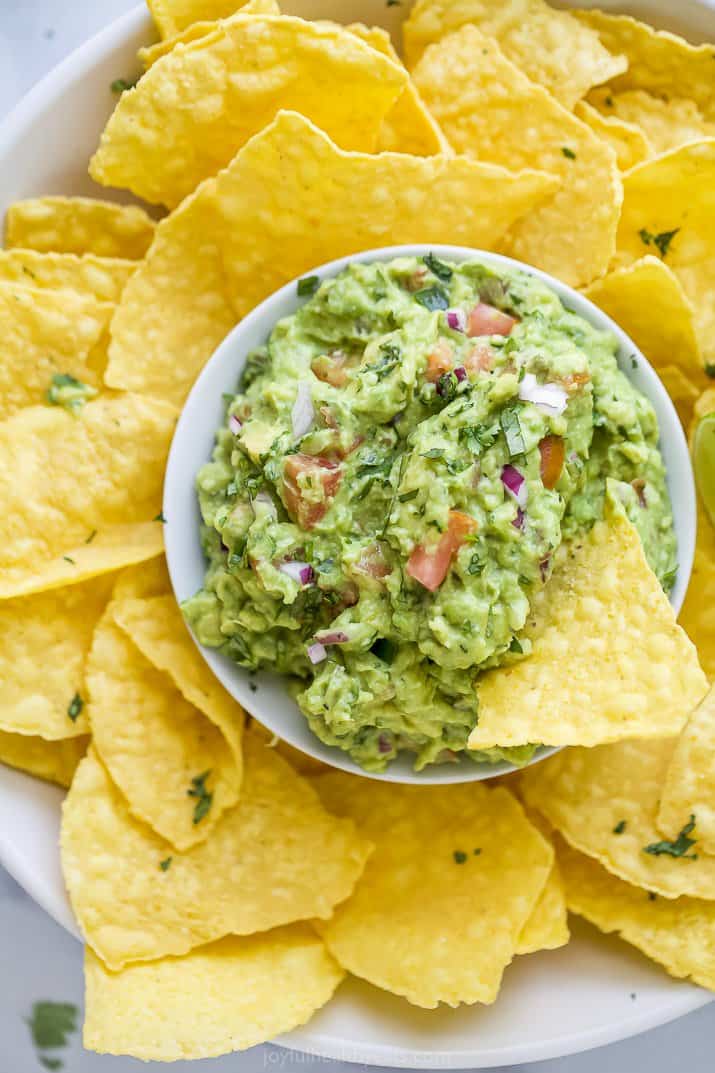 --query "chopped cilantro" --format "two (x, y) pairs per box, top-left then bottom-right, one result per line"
(500, 405), (526, 457)
(297, 275), (320, 297)
(648, 891), (657, 901)
(414, 285), (449, 311)
(473, 848), (482, 856)
(110, 76), (138, 94)
(638, 227), (680, 258)
(613, 819), (627, 834)
(46, 372), (97, 414)
(27, 1002), (78, 1049)
(188, 770), (214, 825)
(364, 342), (401, 380)
(436, 371), (459, 402)
(509, 637), (523, 654)
(159, 857), (172, 872)
(467, 554), (483, 576)
(62, 556), (75, 565)
(661, 566), (677, 592)
(705, 362), (715, 379)
(460, 423), (498, 455)
(85, 529), (97, 544)
(453, 850), (468, 864)
(386, 0), (401, 6)
(604, 95), (614, 107)
(643, 814), (698, 859)
(398, 488), (419, 503)
(561, 146), (576, 159)
(423, 253), (453, 281)
(67, 693), (83, 723)
(630, 356), (638, 370)
(40, 1059), (63, 1071)
(421, 448), (445, 460)
(154, 510), (167, 523)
